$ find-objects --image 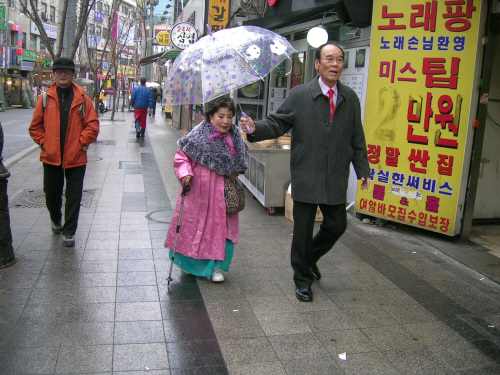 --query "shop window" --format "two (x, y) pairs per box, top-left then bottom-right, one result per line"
(96, 26), (102, 38)
(8, 0), (15, 8)
(20, 0), (27, 13)
(50, 6), (55, 22)
(10, 31), (17, 46)
(103, 4), (110, 15)
(96, 1), (102, 12)
(30, 35), (37, 50)
(21, 32), (26, 49)
(41, 2), (47, 12)
(103, 28), (109, 39)
(88, 24), (95, 35)
(122, 5), (128, 15)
